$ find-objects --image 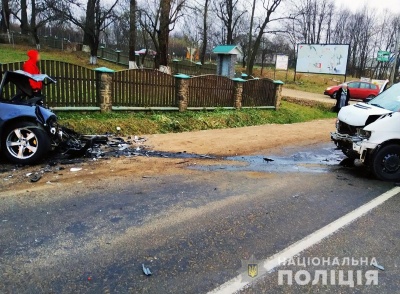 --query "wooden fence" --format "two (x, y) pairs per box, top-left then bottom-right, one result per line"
(112, 69), (176, 107)
(188, 75), (234, 108)
(0, 60), (282, 111)
(242, 78), (276, 107)
(0, 60), (97, 108)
